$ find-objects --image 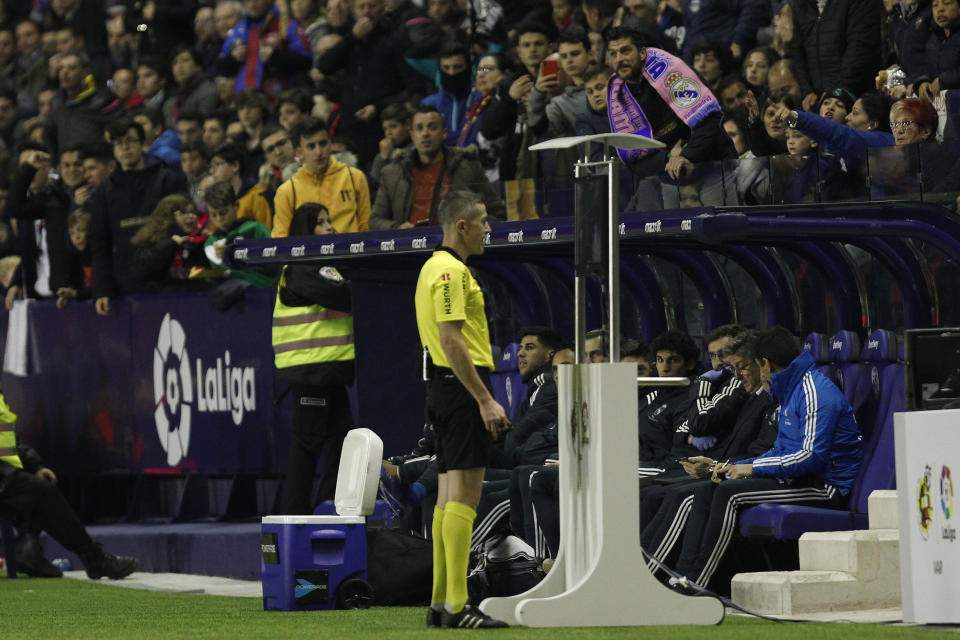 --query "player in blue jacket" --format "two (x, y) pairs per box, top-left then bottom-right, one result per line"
(669, 326), (862, 589)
